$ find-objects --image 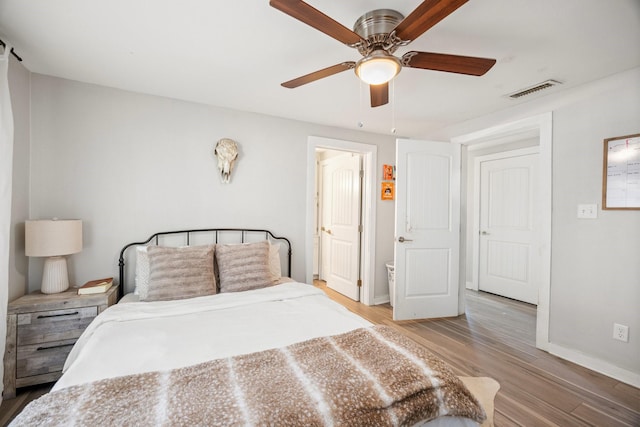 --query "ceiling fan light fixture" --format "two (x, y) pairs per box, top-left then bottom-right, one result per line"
(355, 50), (401, 85)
